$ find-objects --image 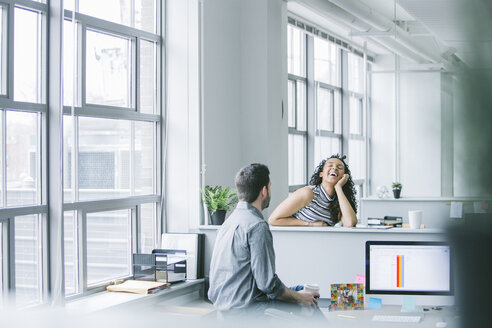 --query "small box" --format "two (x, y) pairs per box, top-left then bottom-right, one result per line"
(133, 249), (187, 283)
